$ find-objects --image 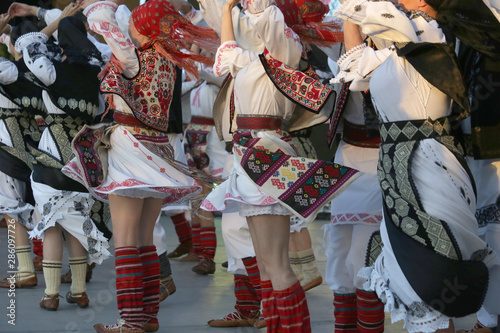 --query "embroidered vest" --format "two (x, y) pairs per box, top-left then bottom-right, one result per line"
(48, 61), (100, 123)
(101, 48), (175, 132)
(0, 60), (47, 115)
